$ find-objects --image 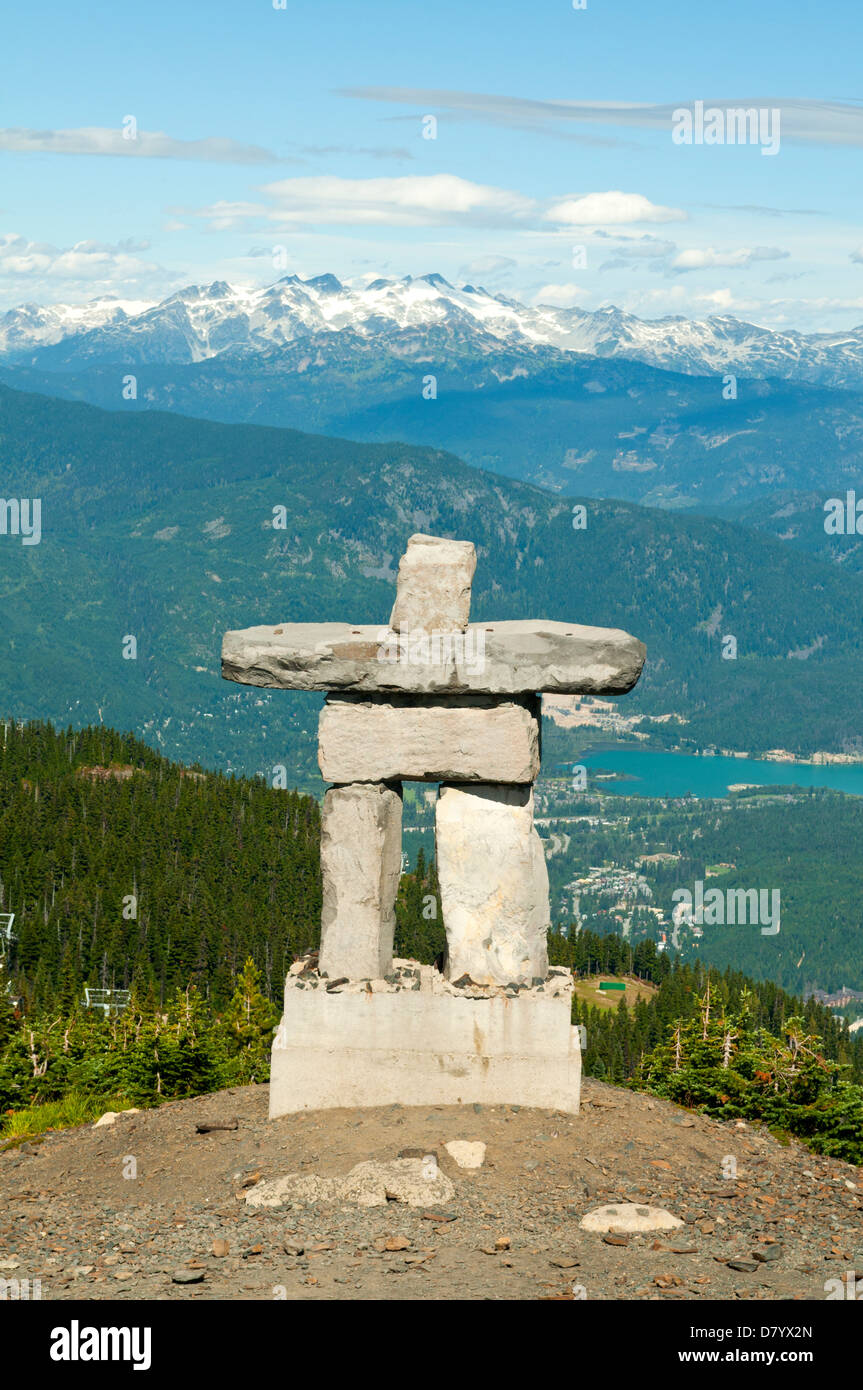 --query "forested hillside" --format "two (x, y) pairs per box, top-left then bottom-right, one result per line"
(550, 930), (863, 1163)
(547, 928), (863, 1087)
(4, 384), (863, 781)
(0, 720), (321, 1010)
(711, 488), (863, 576)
